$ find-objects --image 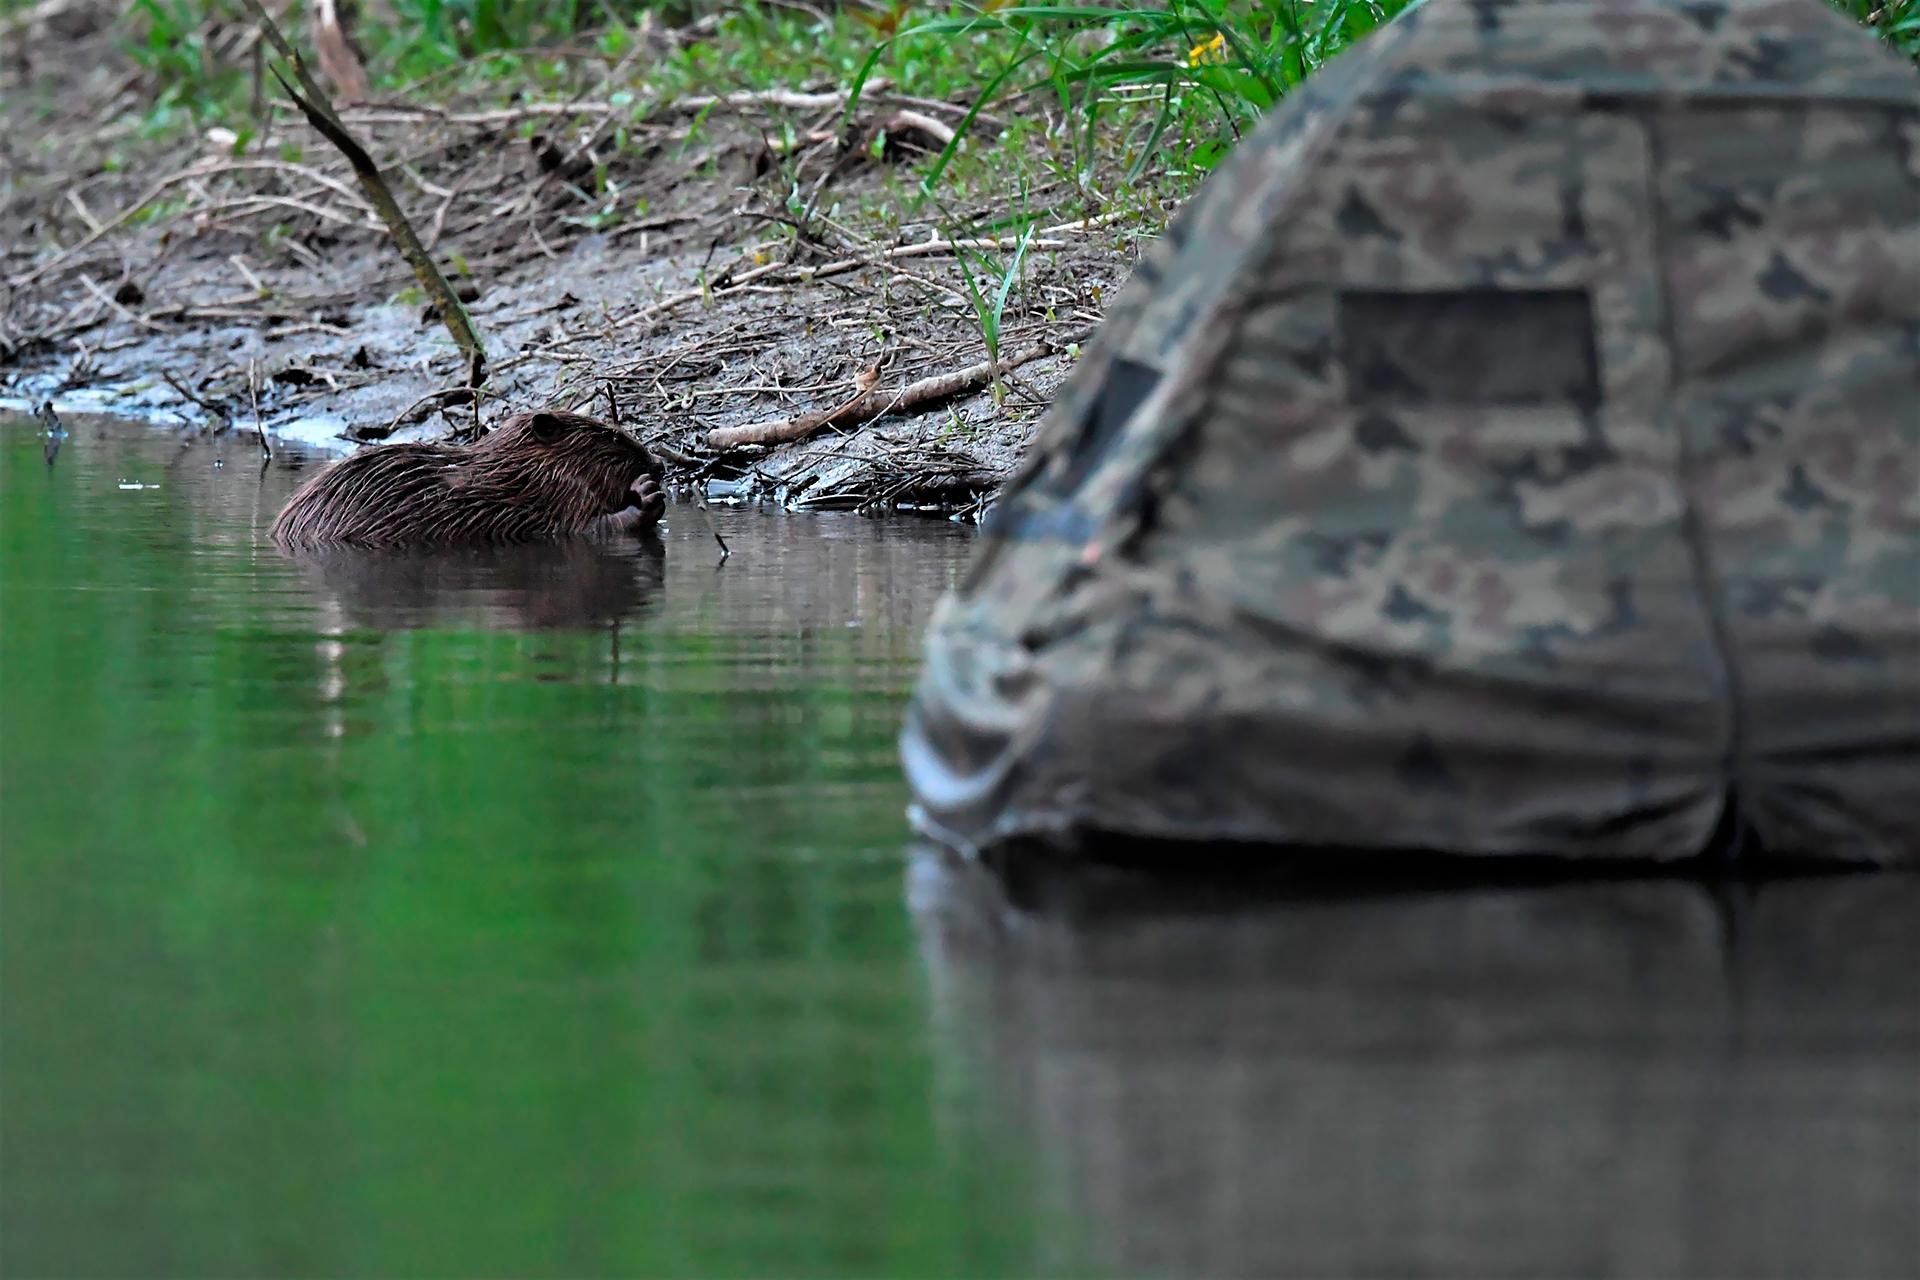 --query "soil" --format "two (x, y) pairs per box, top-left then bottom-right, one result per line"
(1, 1), (1160, 514)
